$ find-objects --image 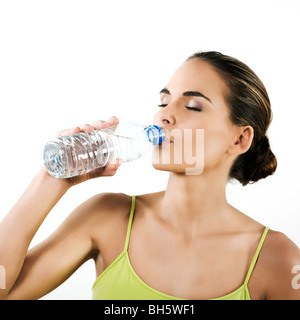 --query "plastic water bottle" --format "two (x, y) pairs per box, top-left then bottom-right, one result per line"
(43, 121), (166, 178)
